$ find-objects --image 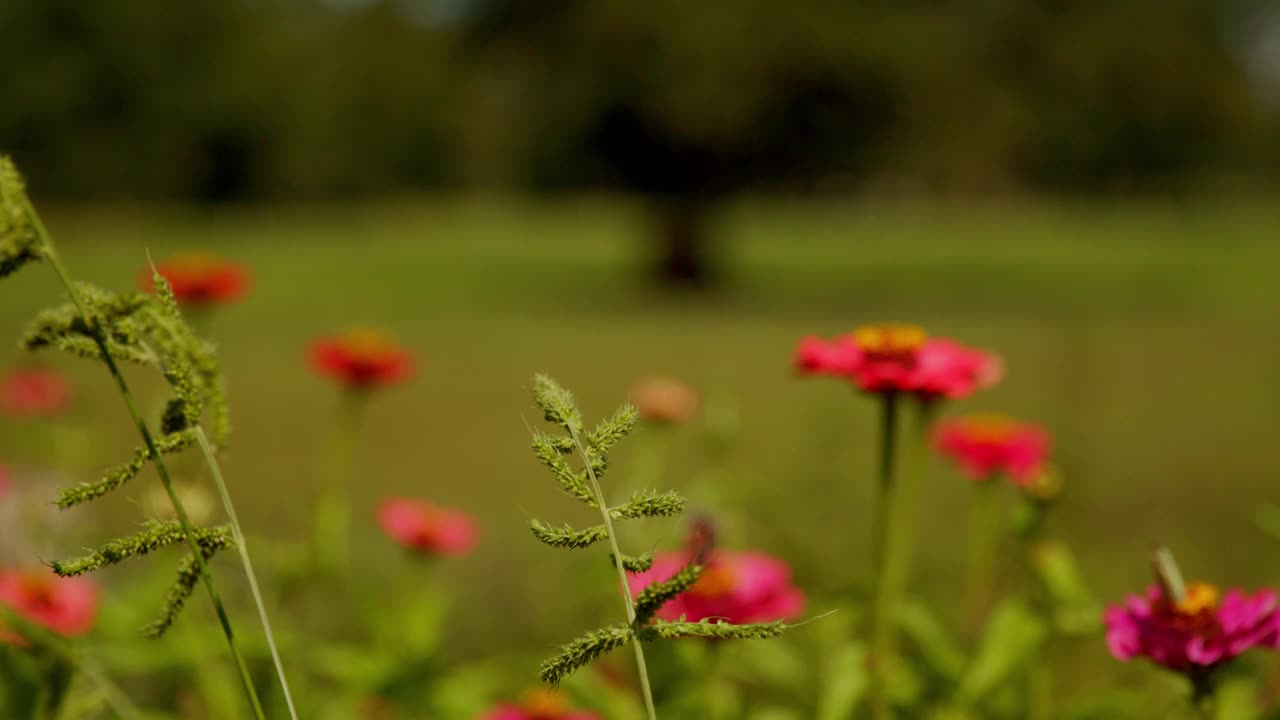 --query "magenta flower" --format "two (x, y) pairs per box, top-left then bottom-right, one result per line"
(934, 413), (1050, 486)
(1105, 583), (1280, 673)
(793, 325), (1000, 400)
(477, 689), (601, 720)
(377, 498), (477, 557)
(627, 549), (805, 625)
